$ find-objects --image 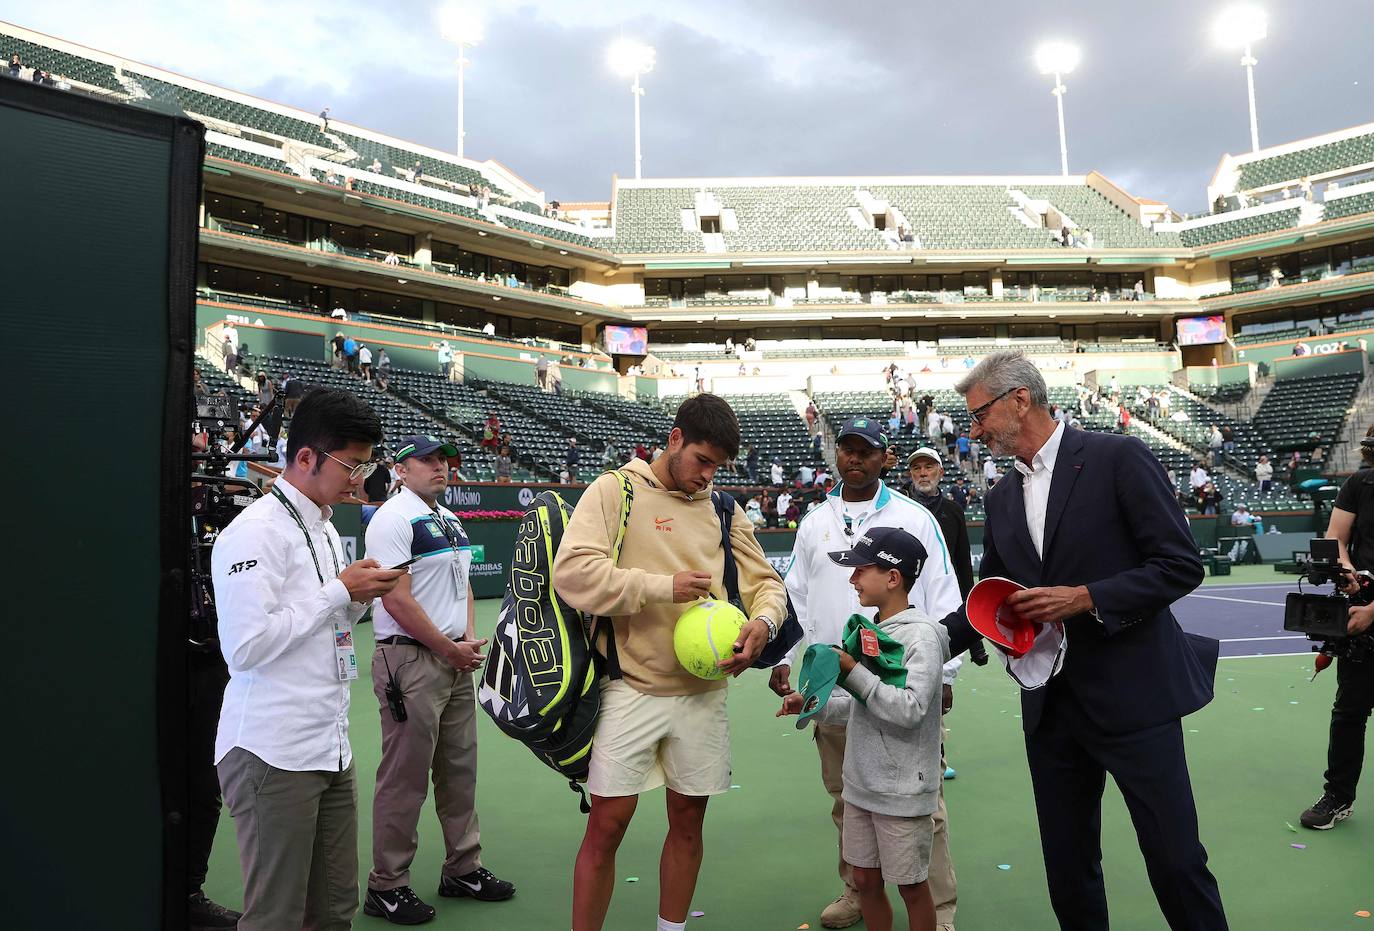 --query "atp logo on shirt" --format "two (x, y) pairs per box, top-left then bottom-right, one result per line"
(227, 559), (258, 575)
